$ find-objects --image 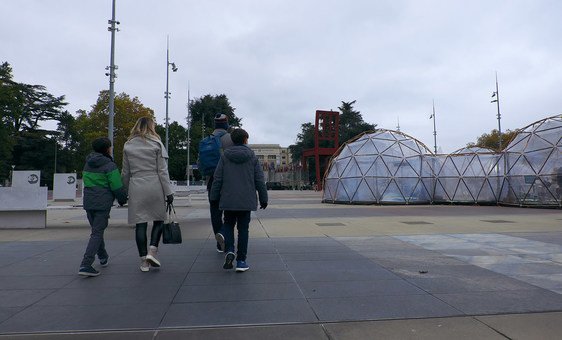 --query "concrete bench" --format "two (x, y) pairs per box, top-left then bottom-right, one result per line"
(0, 187), (48, 228)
